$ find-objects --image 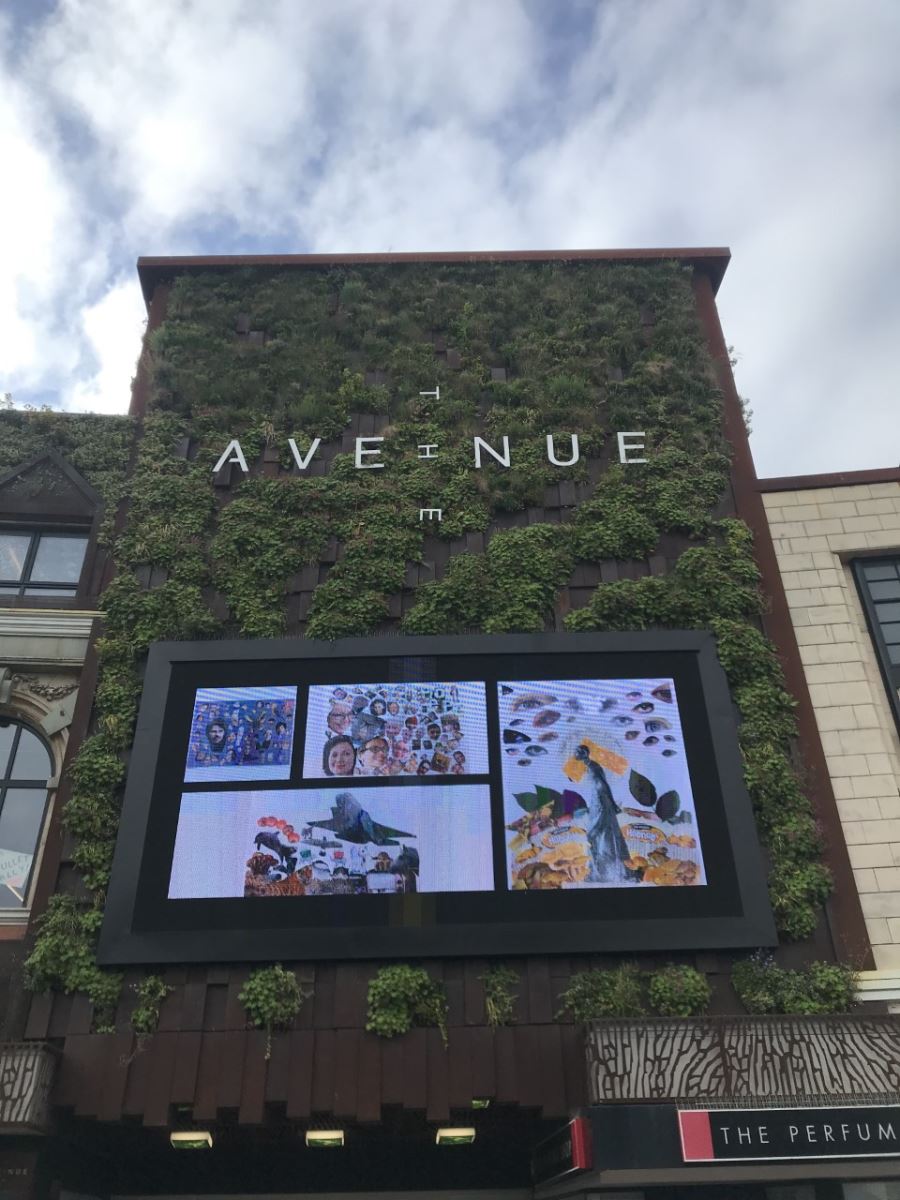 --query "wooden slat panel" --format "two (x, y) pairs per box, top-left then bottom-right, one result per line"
(514, 1025), (541, 1108)
(333, 964), (366, 1028)
(469, 1027), (495, 1100)
(537, 1024), (567, 1118)
(73, 1036), (103, 1117)
(447, 1026), (473, 1109)
(356, 1033), (382, 1124)
(47, 994), (73, 1038)
(224, 968), (249, 1030)
(380, 1037), (404, 1106)
(170, 1031), (202, 1106)
(157, 968), (187, 1032)
(180, 977), (207, 1030)
(425, 1028), (450, 1122)
(143, 1033), (178, 1126)
(238, 1031), (268, 1125)
(264, 1033), (290, 1103)
(463, 963), (483, 1025)
(494, 1027), (517, 1103)
(97, 1032), (135, 1121)
(526, 960), (553, 1024)
(67, 995), (94, 1036)
(333, 1029), (360, 1119)
(217, 1031), (245, 1108)
(402, 1028), (427, 1111)
(311, 1029), (336, 1113)
(193, 1032), (226, 1121)
(285, 1031), (314, 1120)
(312, 966), (336, 1028)
(560, 1023), (587, 1108)
(54, 1036), (93, 1109)
(443, 964), (465, 1029)
(122, 1037), (153, 1117)
(24, 994), (52, 1041)
(203, 984), (228, 1030)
